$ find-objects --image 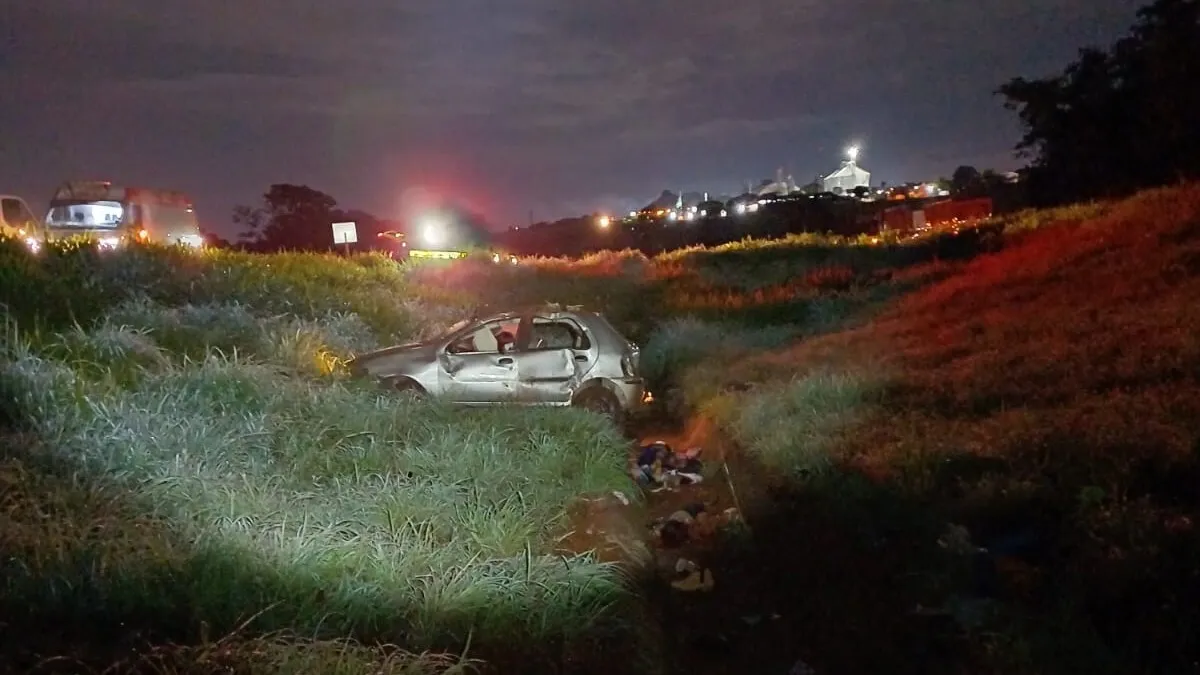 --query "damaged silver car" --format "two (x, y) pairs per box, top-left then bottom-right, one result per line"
(347, 306), (648, 424)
